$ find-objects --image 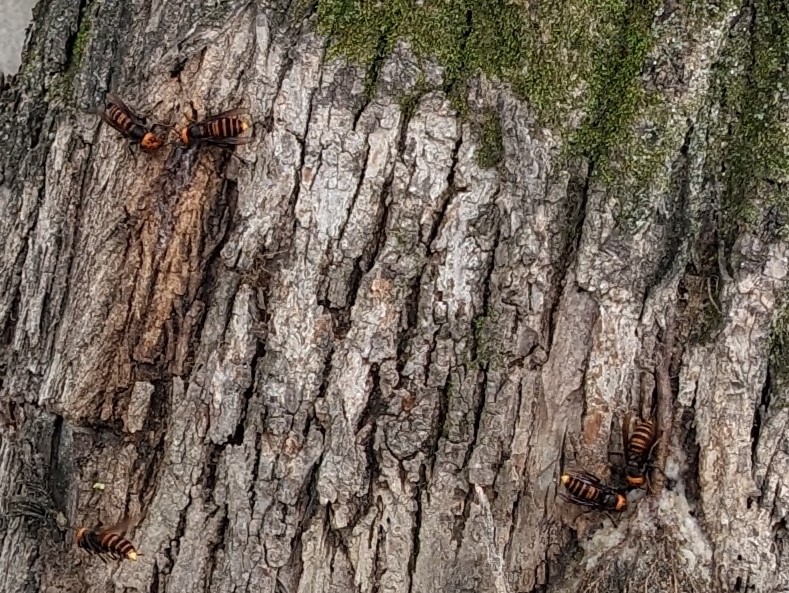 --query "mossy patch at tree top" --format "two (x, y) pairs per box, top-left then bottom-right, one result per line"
(316, 0), (661, 170)
(316, 0), (789, 234)
(476, 111), (503, 168)
(709, 0), (789, 238)
(47, 4), (92, 103)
